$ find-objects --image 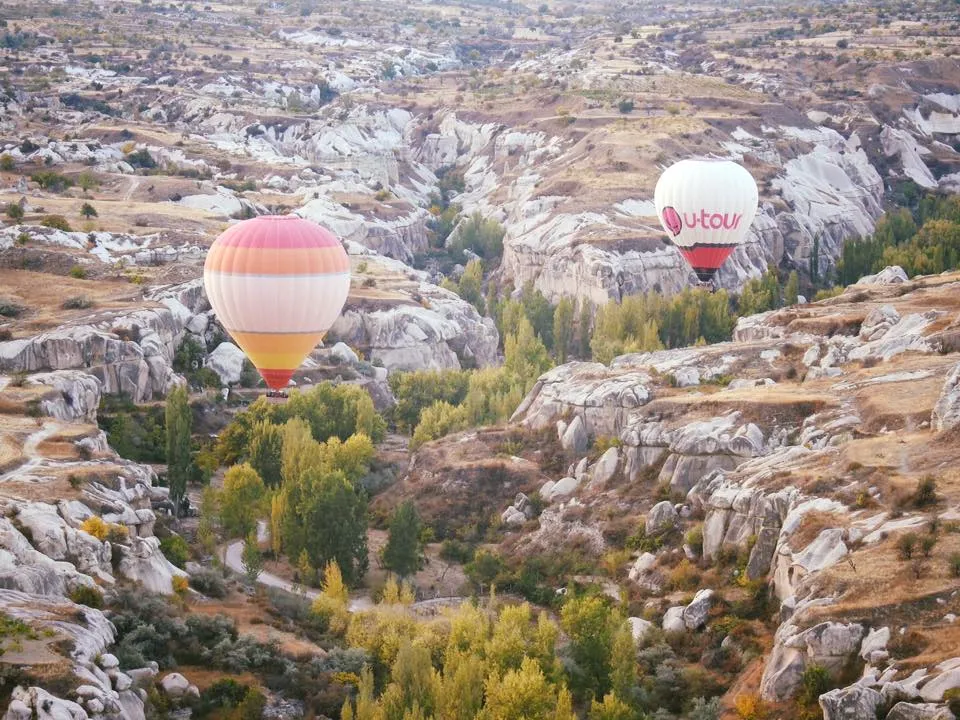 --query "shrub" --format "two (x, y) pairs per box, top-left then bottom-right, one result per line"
(172, 575), (189, 594)
(189, 568), (228, 598)
(667, 559), (701, 591)
(160, 535), (190, 568)
(914, 476), (938, 507)
(617, 98), (634, 113)
(685, 524), (704, 556)
(733, 693), (769, 720)
(0, 301), (24, 318)
(126, 148), (157, 169)
(69, 584), (104, 609)
(80, 516), (110, 541)
(0, 153), (14, 171)
(107, 524), (129, 543)
(68, 265), (86, 279)
(950, 552), (960, 578)
(920, 534), (937, 558)
(41, 214), (72, 231)
(62, 296), (93, 310)
(4, 202), (23, 221)
(898, 533), (918, 560)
